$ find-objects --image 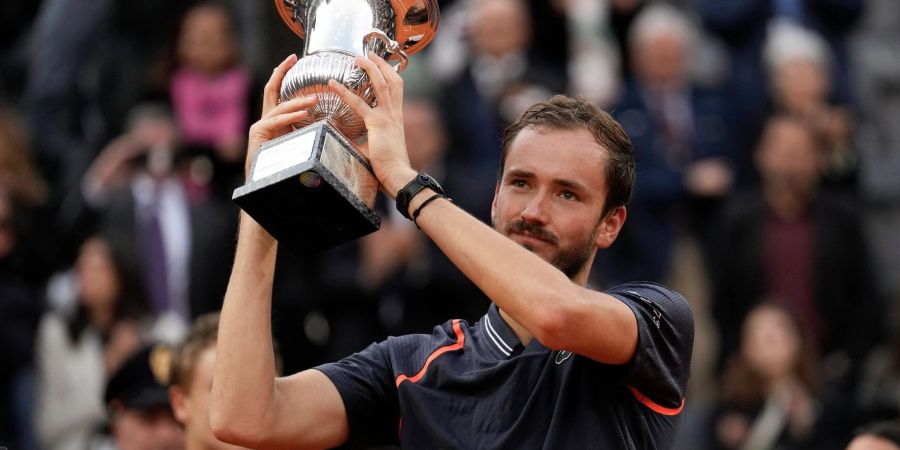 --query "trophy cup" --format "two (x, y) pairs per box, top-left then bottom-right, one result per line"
(233, 0), (439, 254)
